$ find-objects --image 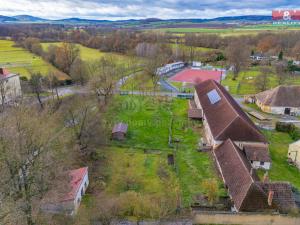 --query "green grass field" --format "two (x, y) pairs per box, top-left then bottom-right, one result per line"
(156, 25), (300, 36)
(41, 42), (140, 66)
(106, 95), (225, 205)
(0, 40), (69, 80)
(222, 67), (300, 95)
(105, 147), (178, 196)
(263, 130), (300, 190)
(120, 72), (155, 91)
